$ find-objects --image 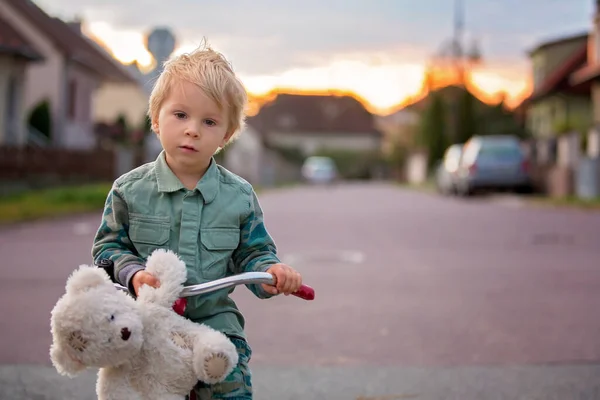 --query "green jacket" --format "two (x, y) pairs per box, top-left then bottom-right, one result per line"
(92, 151), (280, 339)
